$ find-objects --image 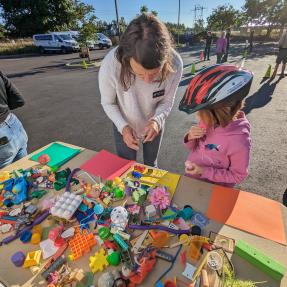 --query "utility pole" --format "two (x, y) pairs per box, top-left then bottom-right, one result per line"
(177, 0), (181, 45)
(114, 0), (120, 37)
